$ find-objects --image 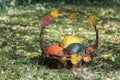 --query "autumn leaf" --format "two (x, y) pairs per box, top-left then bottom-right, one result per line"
(71, 54), (82, 65)
(60, 56), (67, 63)
(68, 12), (77, 19)
(83, 55), (91, 62)
(87, 16), (98, 26)
(41, 15), (53, 29)
(24, 52), (31, 57)
(86, 46), (96, 54)
(10, 1), (15, 6)
(102, 53), (113, 59)
(50, 9), (59, 18)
